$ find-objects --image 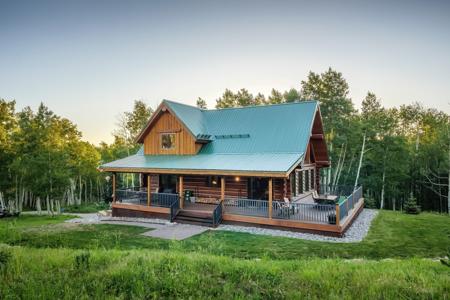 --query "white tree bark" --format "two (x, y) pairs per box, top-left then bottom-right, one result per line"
(380, 147), (388, 209)
(0, 192), (4, 210)
(36, 197), (41, 214)
(354, 133), (366, 191)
